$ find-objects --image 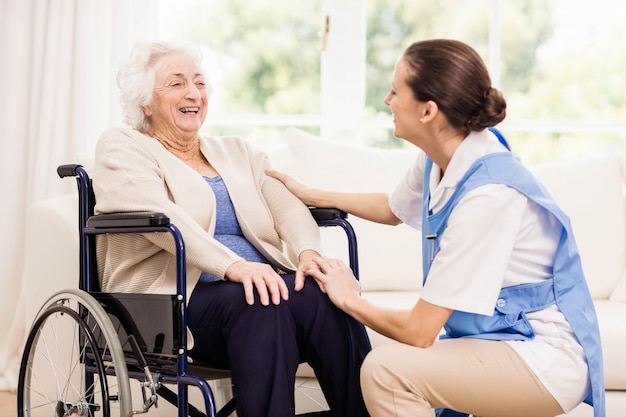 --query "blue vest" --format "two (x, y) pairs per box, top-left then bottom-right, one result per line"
(421, 147), (605, 416)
